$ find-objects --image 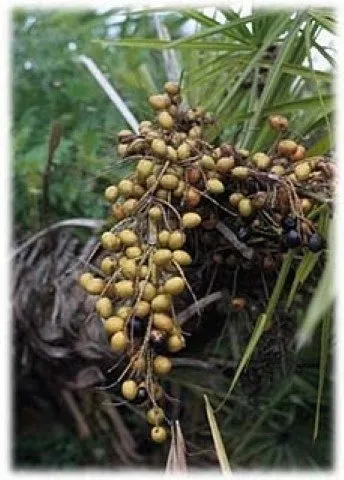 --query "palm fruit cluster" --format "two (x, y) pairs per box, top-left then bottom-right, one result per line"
(78, 81), (334, 443)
